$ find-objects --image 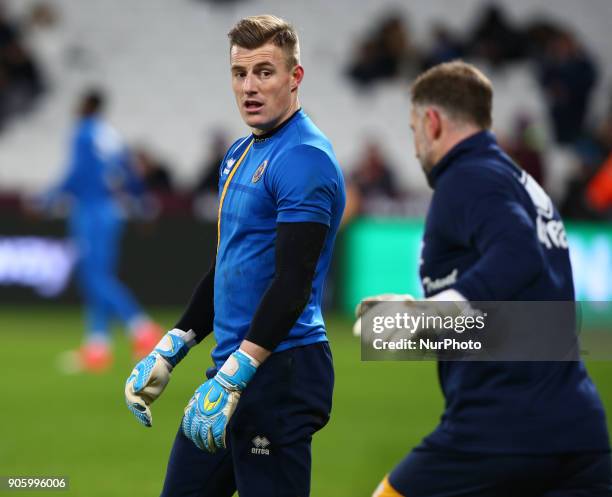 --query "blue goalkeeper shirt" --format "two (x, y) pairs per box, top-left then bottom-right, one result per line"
(420, 130), (609, 453)
(212, 109), (345, 367)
